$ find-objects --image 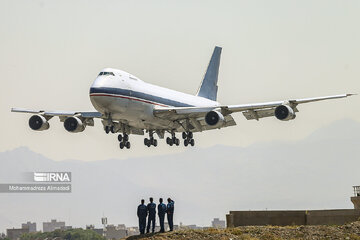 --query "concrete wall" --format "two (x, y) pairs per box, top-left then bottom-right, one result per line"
(227, 210), (306, 227)
(227, 209), (360, 227)
(306, 209), (360, 225)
